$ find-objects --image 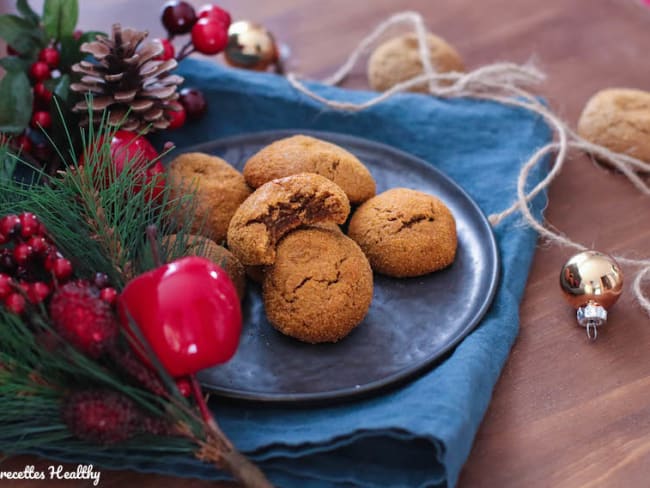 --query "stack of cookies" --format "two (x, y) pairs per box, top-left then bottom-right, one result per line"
(168, 134), (458, 344)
